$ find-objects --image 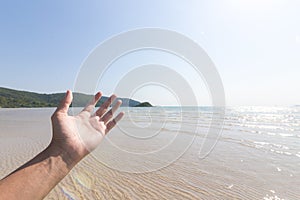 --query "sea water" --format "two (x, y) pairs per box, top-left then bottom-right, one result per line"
(0, 107), (299, 199)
